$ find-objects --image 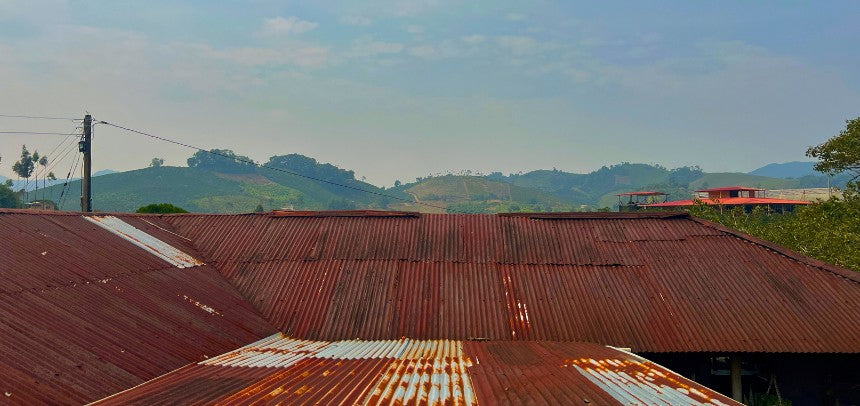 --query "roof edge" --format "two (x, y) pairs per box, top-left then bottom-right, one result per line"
(688, 216), (860, 284)
(270, 210), (421, 218)
(499, 211), (690, 219)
